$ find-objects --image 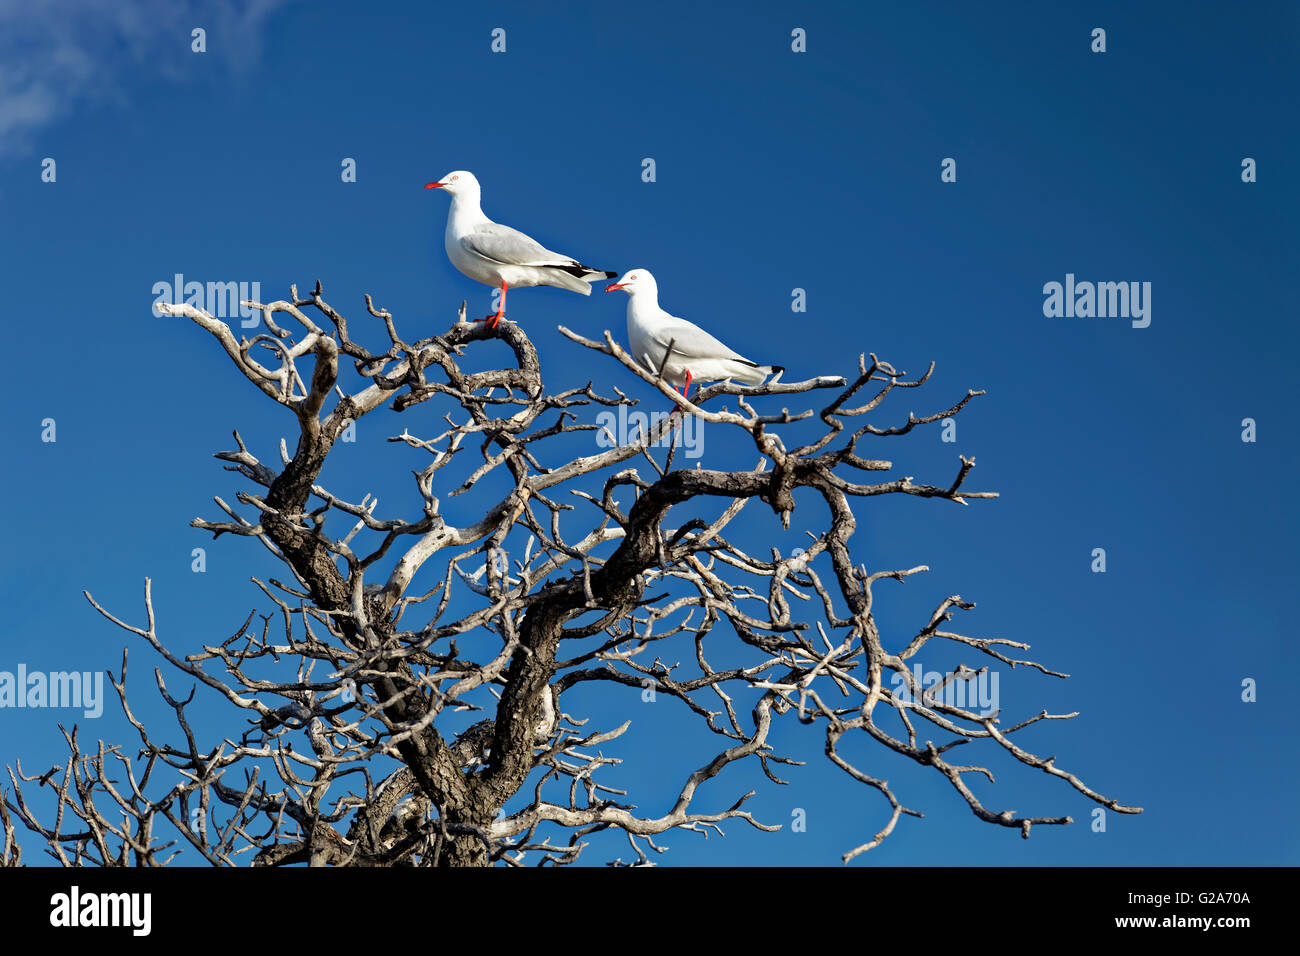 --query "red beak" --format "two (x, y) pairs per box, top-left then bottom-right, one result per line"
(424, 182), (444, 189)
(605, 283), (626, 292)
